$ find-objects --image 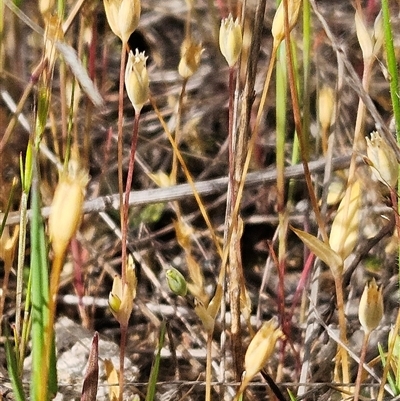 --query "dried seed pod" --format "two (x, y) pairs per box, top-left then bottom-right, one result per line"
(271, 0), (302, 46)
(178, 38), (203, 79)
(366, 131), (398, 189)
(0, 225), (19, 274)
(355, 10), (373, 60)
(318, 86), (335, 132)
(329, 179), (361, 264)
(240, 319), (284, 393)
(359, 279), (383, 333)
(125, 49), (149, 114)
(48, 160), (88, 257)
(219, 14), (243, 67)
(39, 0), (55, 17)
(108, 255), (137, 326)
(103, 0), (141, 44)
